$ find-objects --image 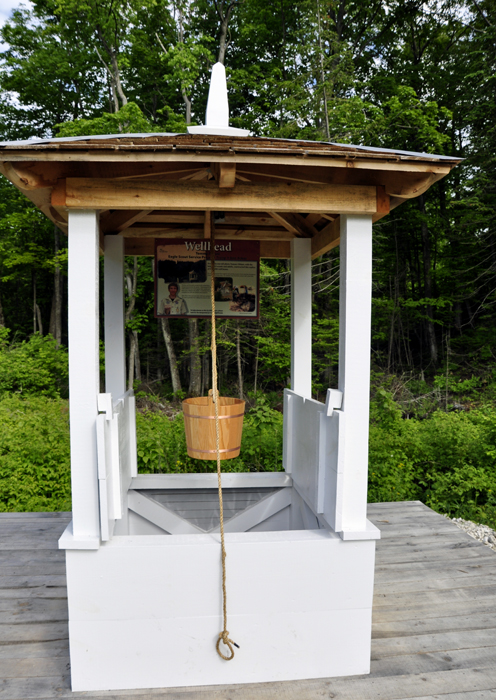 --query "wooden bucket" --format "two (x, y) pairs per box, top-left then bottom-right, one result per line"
(182, 395), (245, 460)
